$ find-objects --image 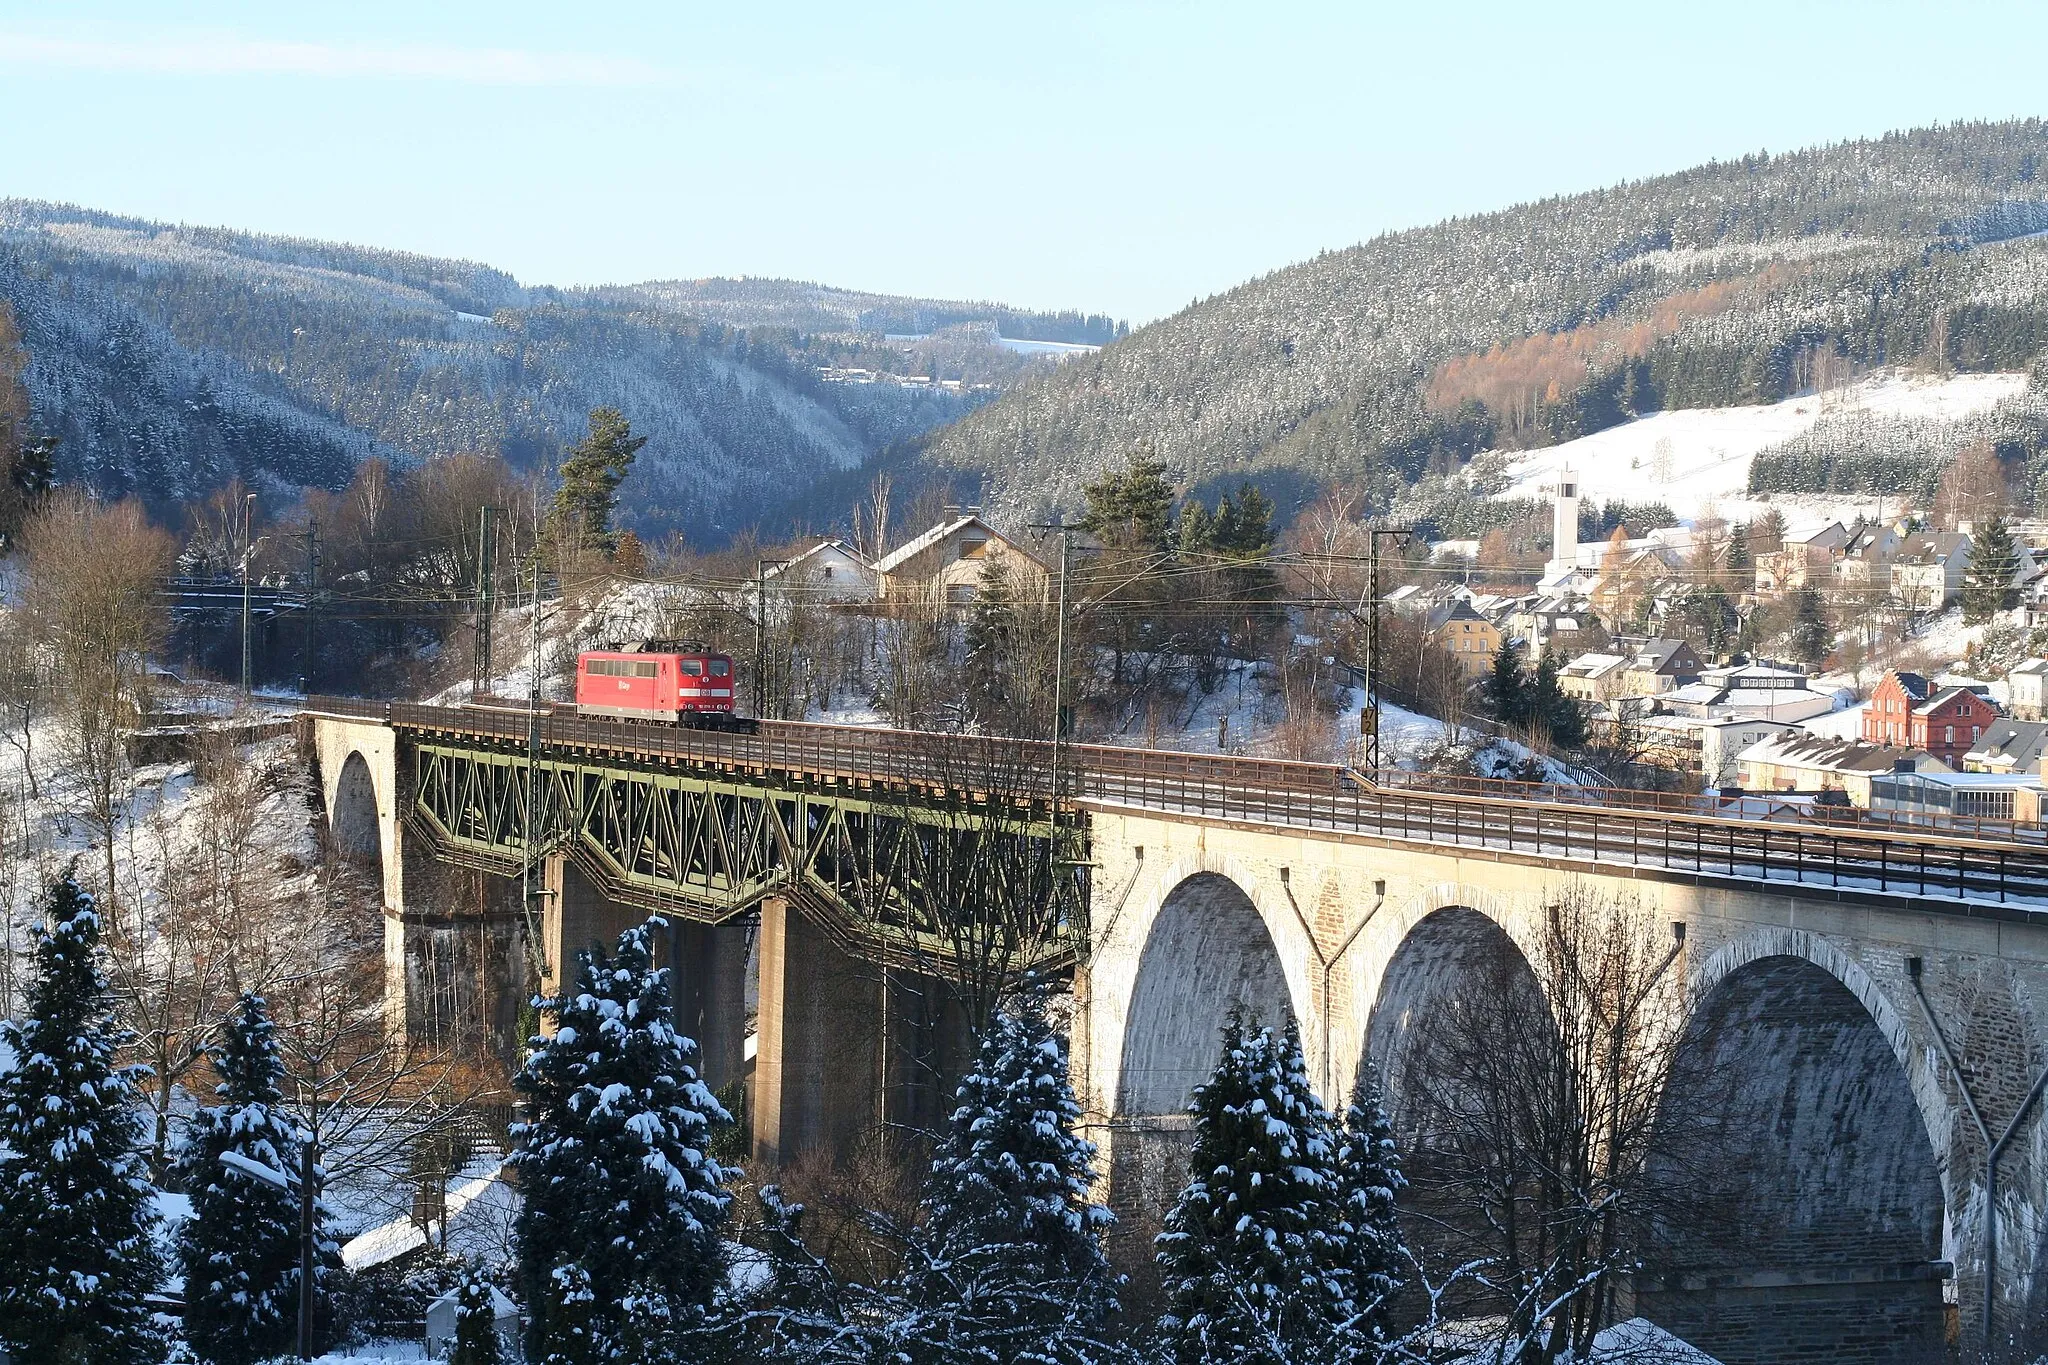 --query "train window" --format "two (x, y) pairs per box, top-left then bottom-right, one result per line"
(632, 661), (657, 677)
(587, 659), (618, 676)
(709, 660), (730, 677)
(681, 659), (704, 676)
